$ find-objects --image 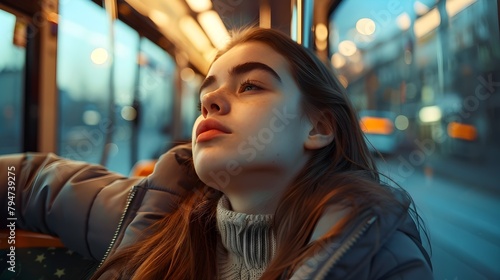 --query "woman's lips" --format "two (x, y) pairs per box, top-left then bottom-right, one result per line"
(196, 118), (231, 143)
(196, 129), (227, 142)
